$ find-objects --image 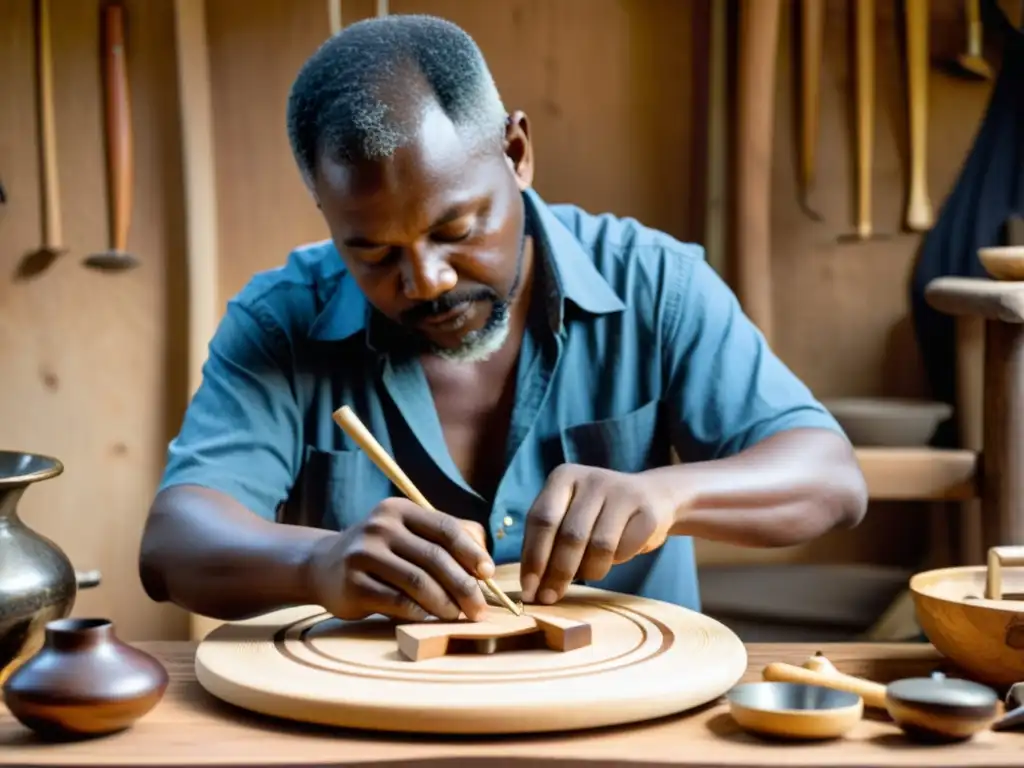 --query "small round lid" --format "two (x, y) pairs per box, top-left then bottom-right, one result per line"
(888, 671), (998, 712)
